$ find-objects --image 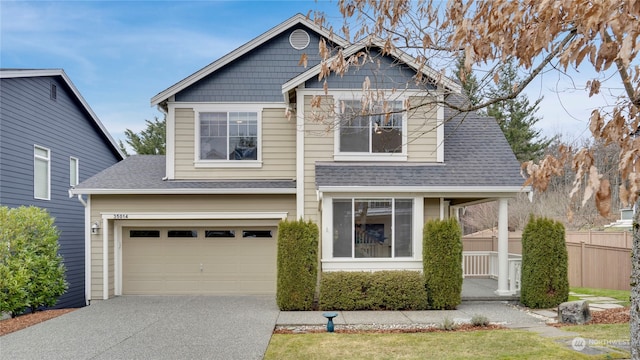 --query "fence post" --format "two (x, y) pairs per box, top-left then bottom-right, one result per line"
(580, 241), (585, 287)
